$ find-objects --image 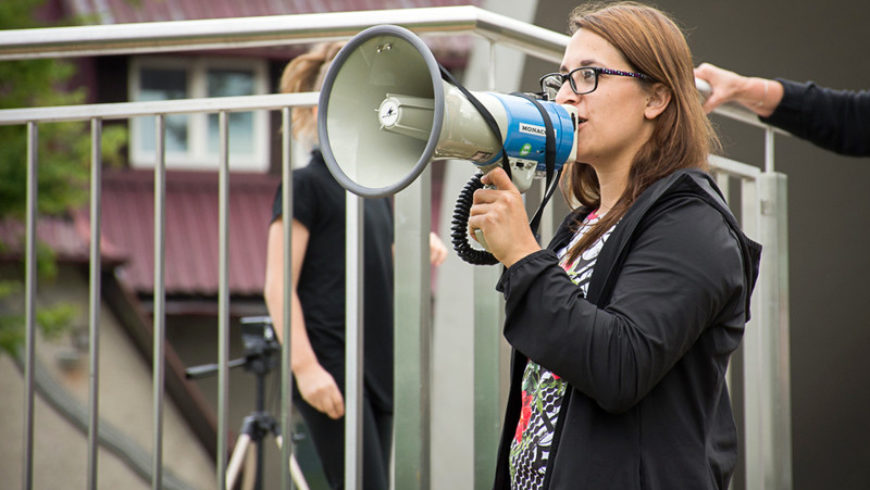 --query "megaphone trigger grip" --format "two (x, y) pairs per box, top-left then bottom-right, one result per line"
(473, 228), (489, 250)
